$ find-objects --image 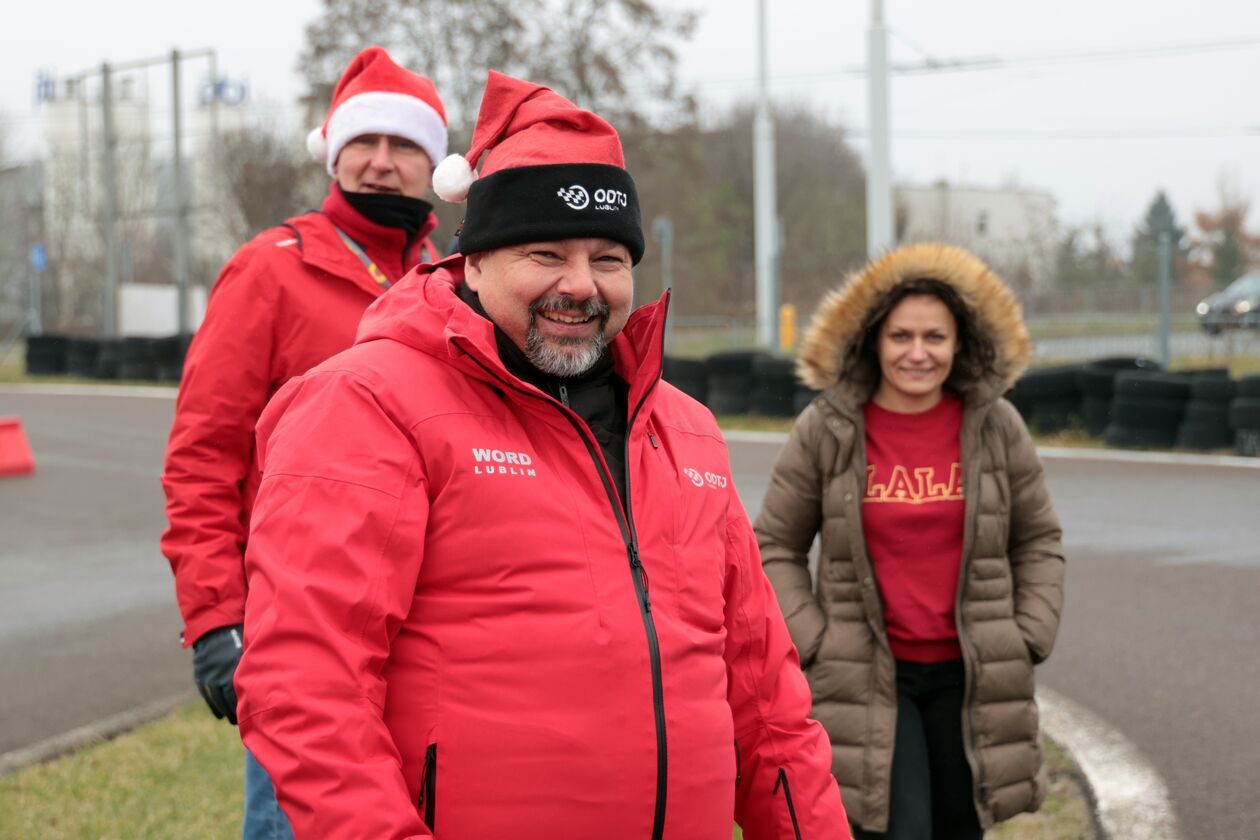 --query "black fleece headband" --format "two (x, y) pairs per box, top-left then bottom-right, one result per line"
(457, 163), (644, 264)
